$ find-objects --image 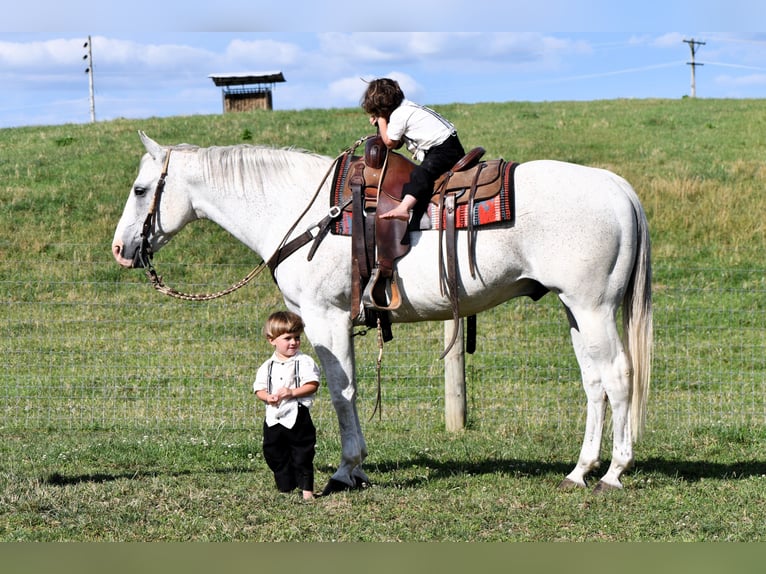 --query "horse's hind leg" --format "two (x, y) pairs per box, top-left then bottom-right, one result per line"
(560, 305), (633, 491)
(595, 342), (634, 491)
(558, 306), (606, 489)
